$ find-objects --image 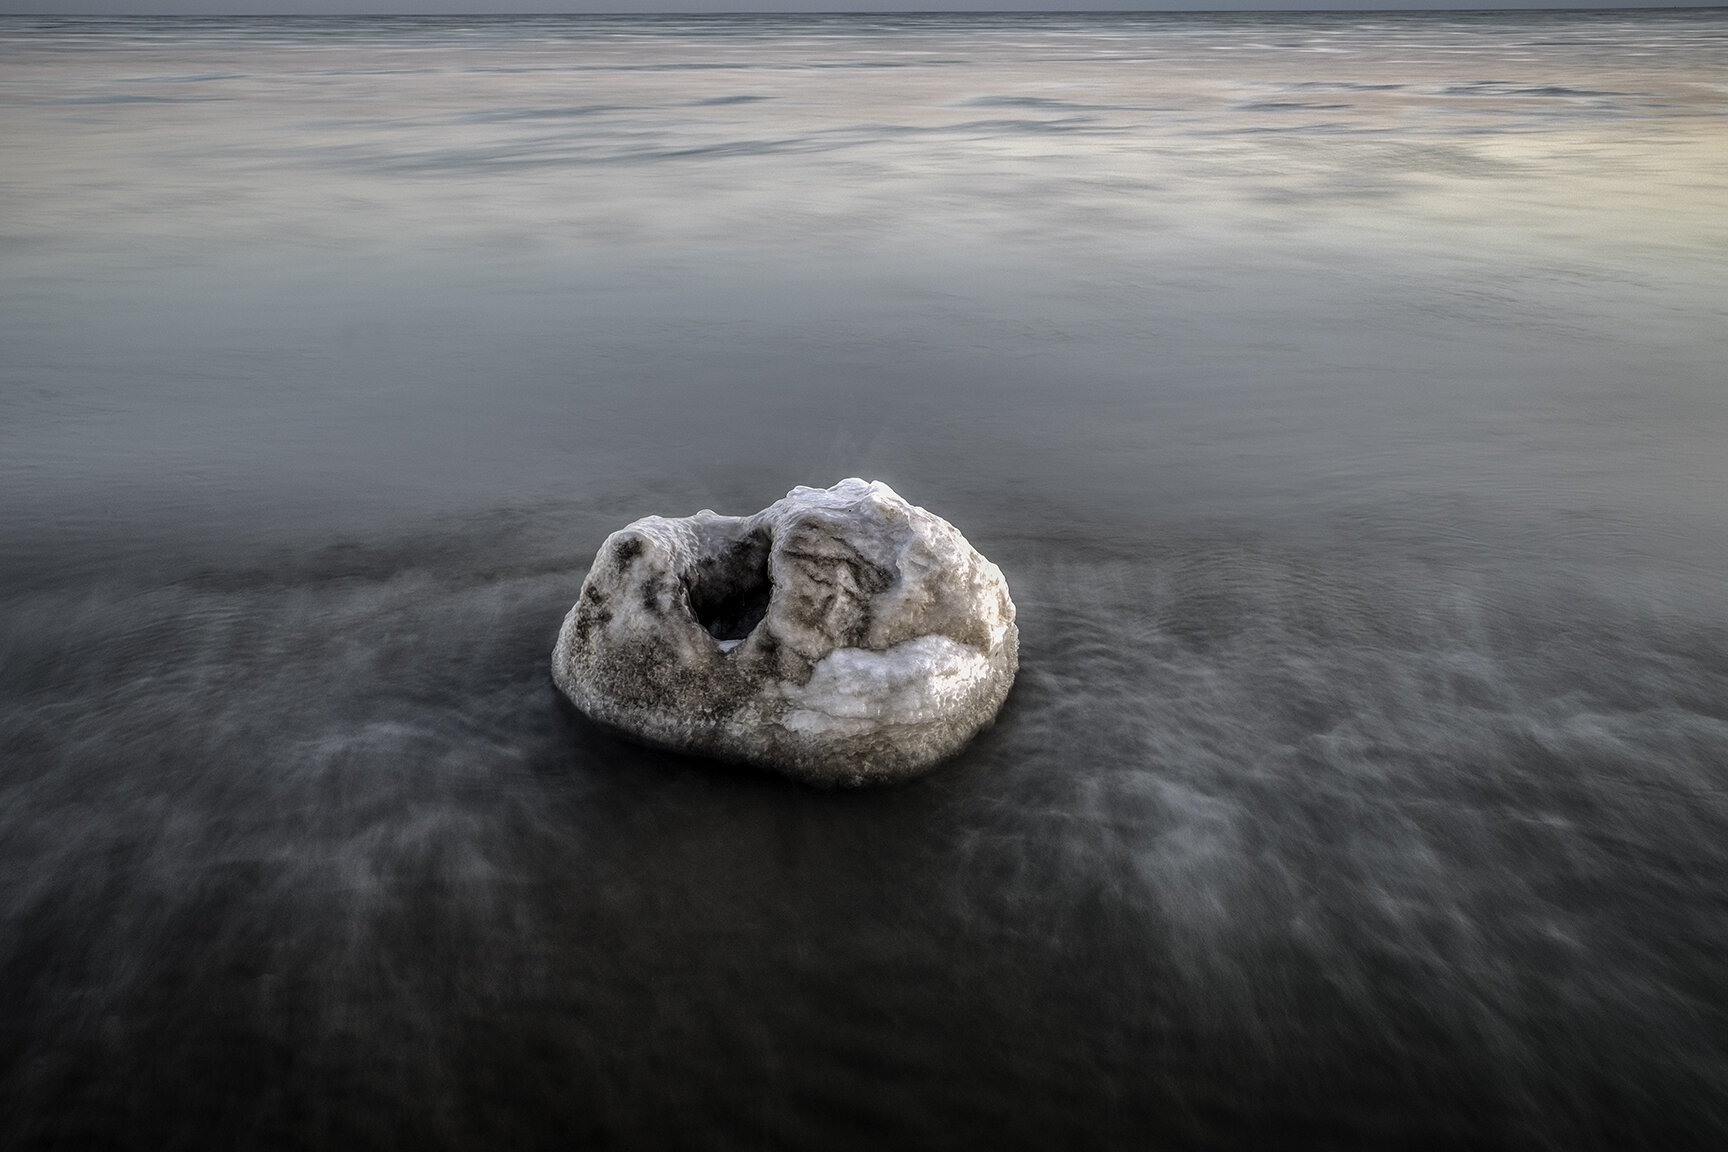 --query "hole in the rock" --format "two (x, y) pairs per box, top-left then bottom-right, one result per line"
(685, 530), (773, 643)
